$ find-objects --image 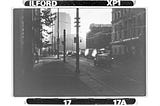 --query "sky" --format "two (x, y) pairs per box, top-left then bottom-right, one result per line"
(58, 8), (112, 38)
(50, 8), (112, 48)
(59, 8), (112, 38)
